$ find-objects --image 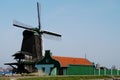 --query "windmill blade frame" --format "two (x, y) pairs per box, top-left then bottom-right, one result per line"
(37, 2), (41, 30)
(41, 30), (62, 37)
(13, 20), (35, 32)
